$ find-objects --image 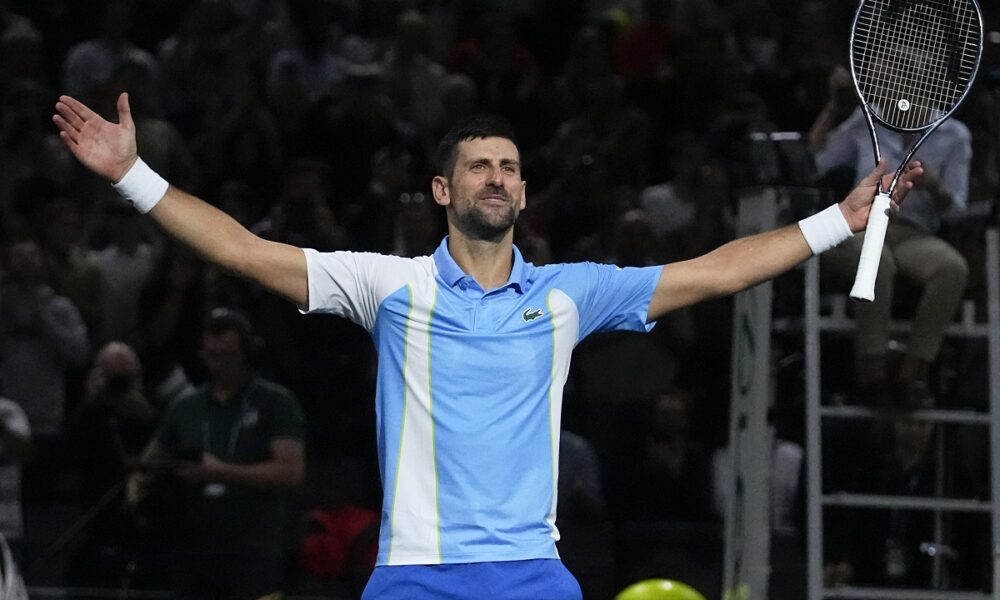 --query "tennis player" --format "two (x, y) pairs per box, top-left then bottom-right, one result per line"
(54, 92), (921, 600)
